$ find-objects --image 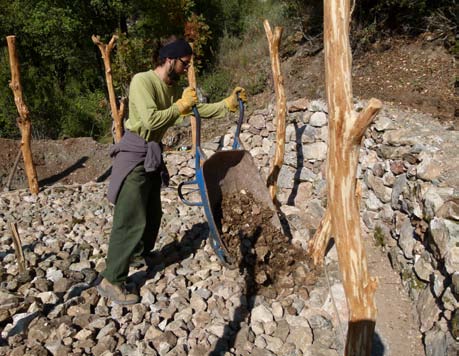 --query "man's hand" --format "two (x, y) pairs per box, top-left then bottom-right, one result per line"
(176, 87), (198, 115)
(224, 87), (247, 112)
